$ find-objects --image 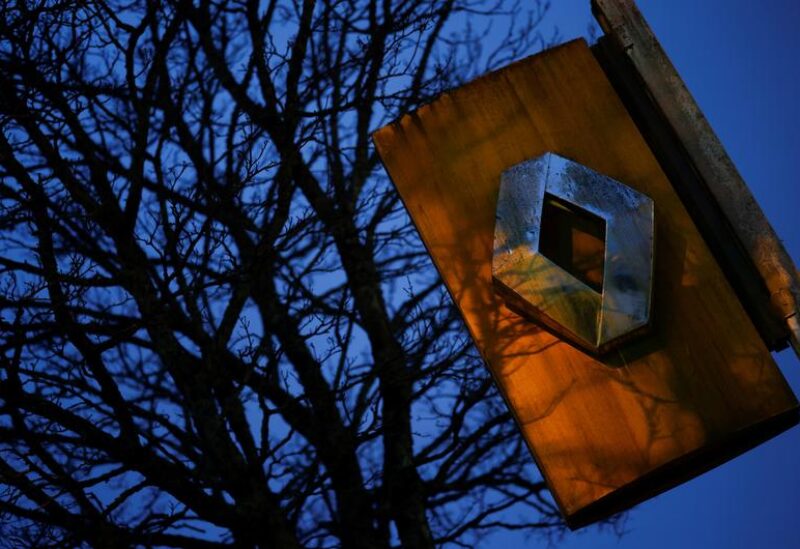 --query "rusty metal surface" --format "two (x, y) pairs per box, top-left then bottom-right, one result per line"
(591, 36), (790, 349)
(492, 153), (654, 353)
(592, 0), (800, 358)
